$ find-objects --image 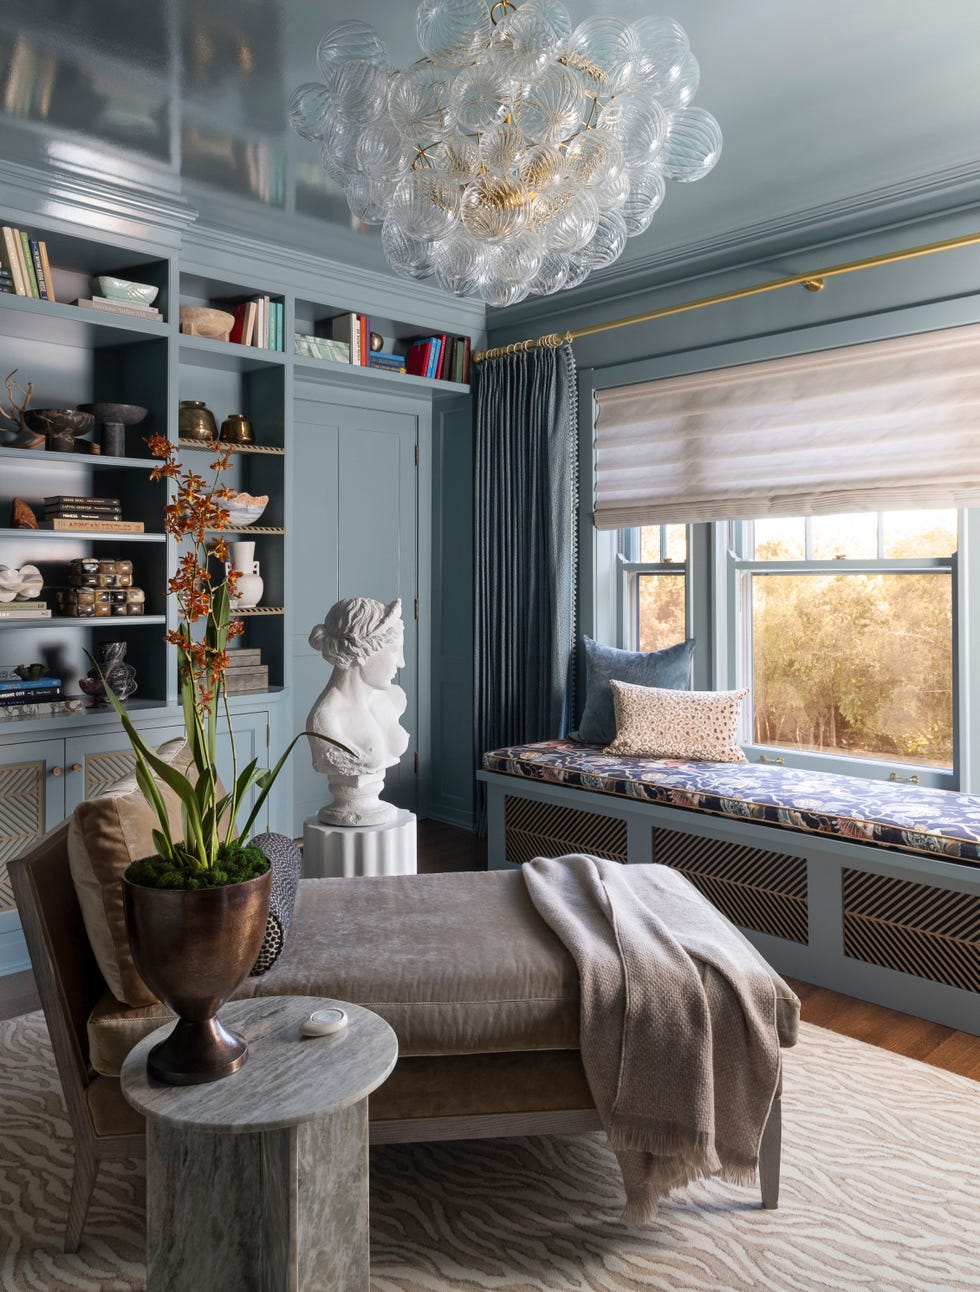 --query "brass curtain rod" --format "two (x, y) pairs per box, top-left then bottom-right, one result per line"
(471, 228), (980, 364)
